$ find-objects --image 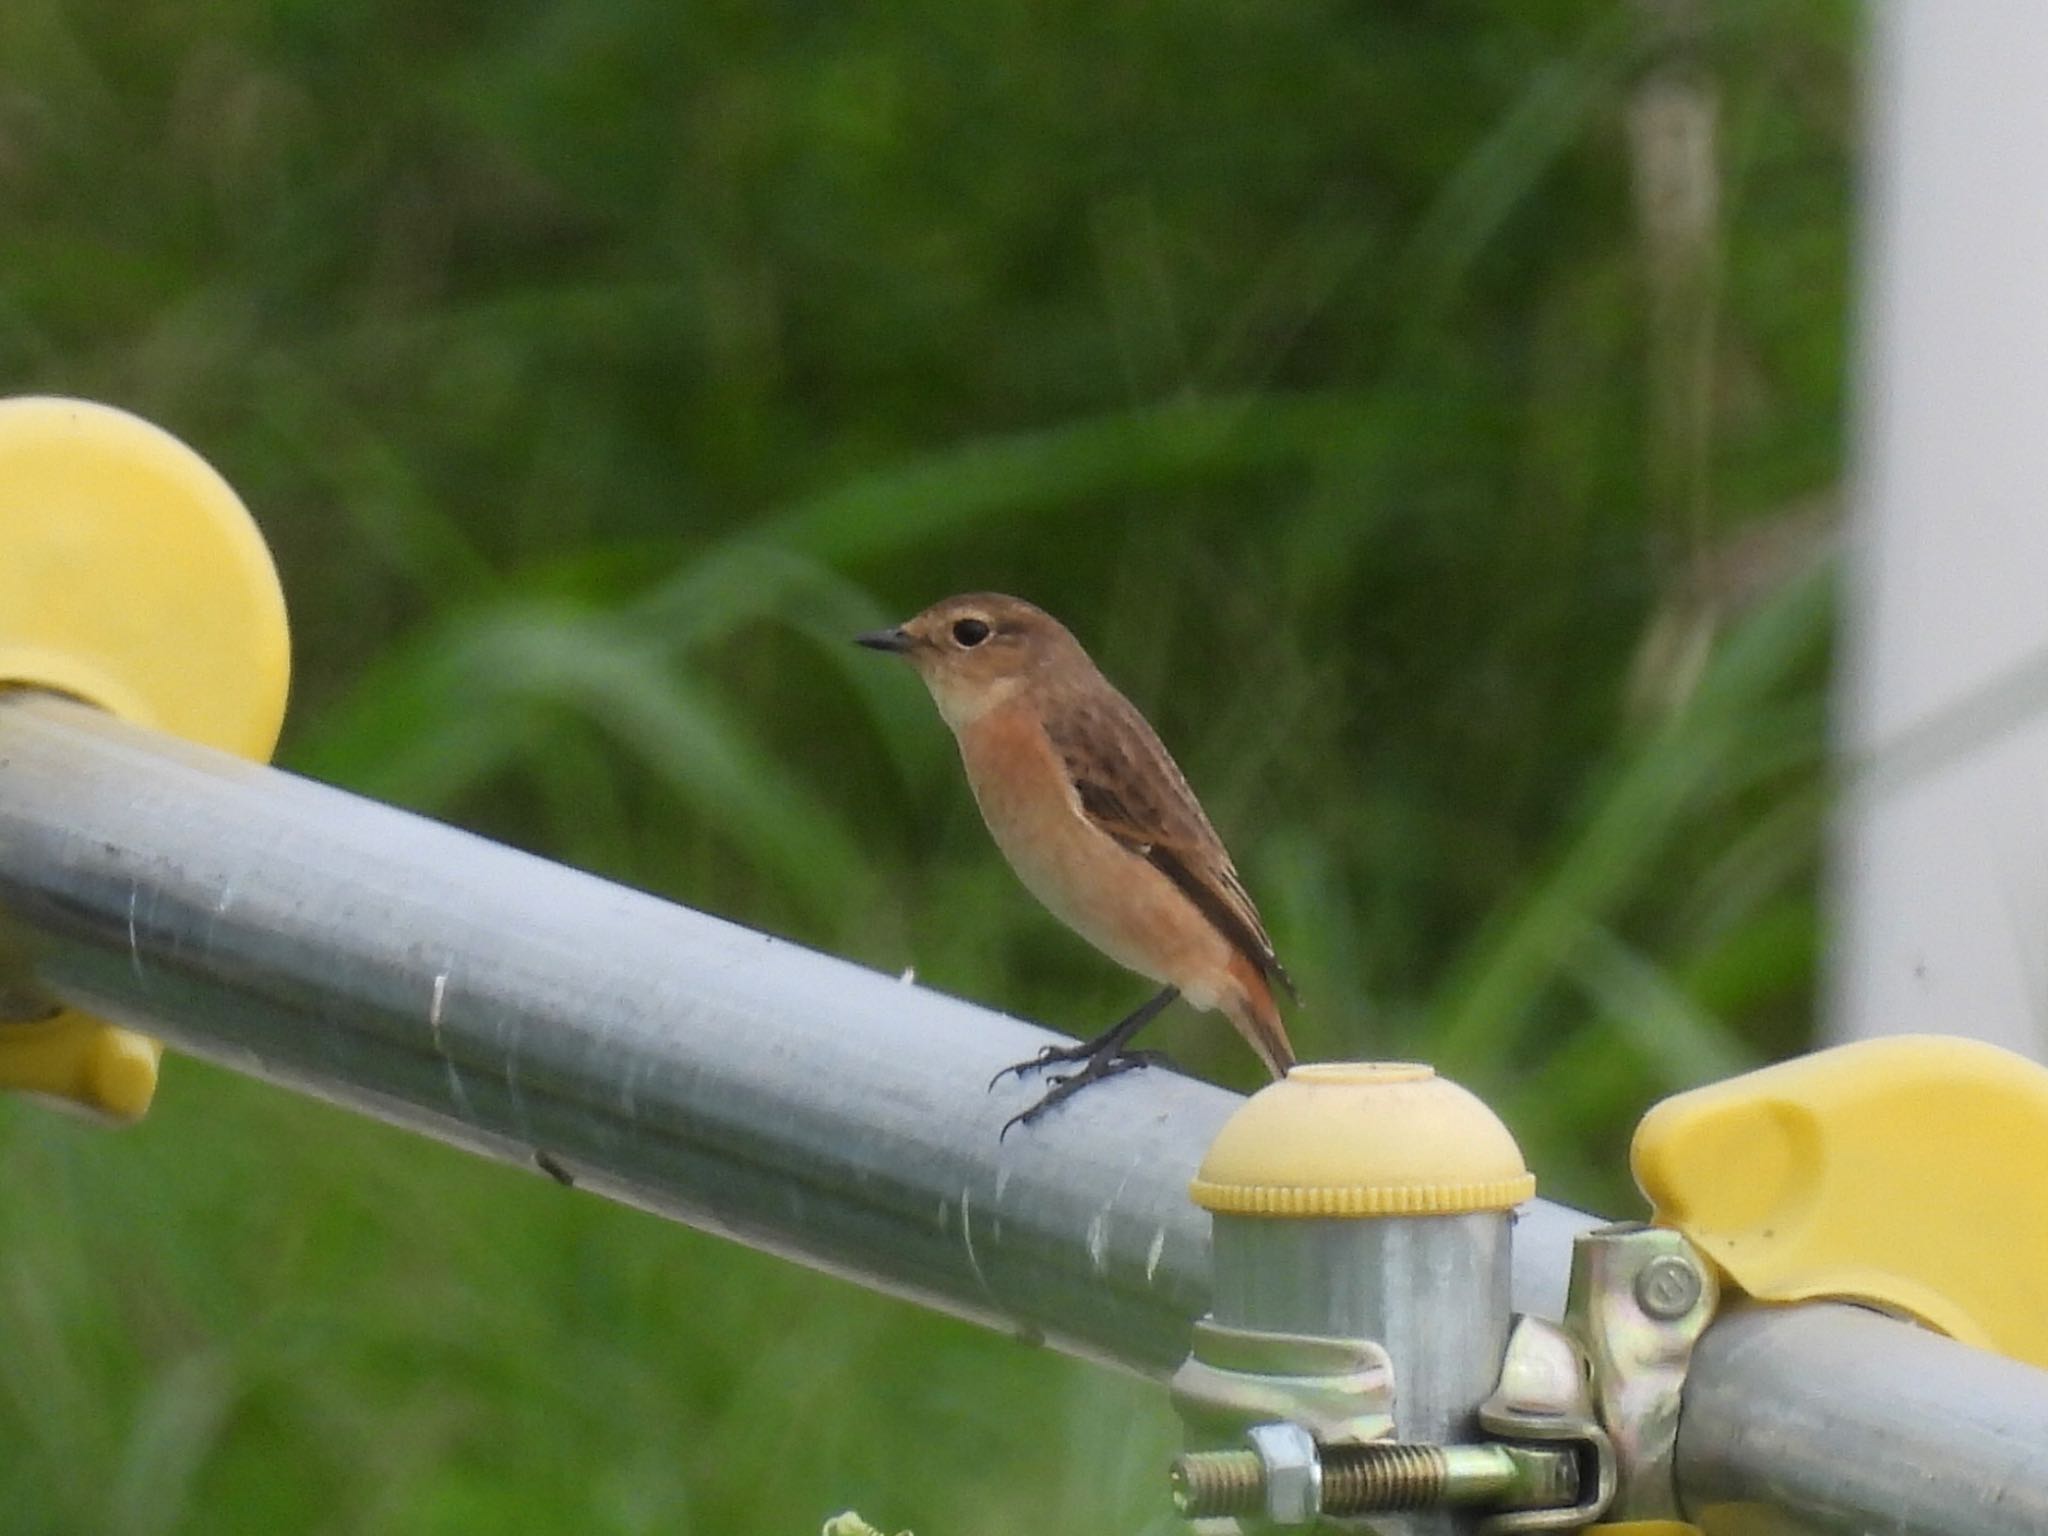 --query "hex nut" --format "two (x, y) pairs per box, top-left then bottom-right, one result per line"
(1247, 1421), (1324, 1525)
